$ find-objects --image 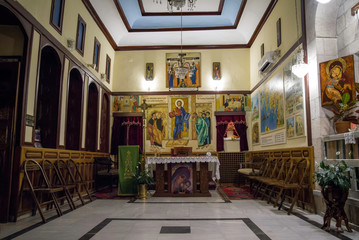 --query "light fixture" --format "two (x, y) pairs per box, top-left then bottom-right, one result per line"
(316, 0), (332, 4)
(66, 39), (75, 51)
(154, 0), (197, 12)
(100, 73), (106, 79)
(292, 48), (309, 78)
(351, 3), (359, 19)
